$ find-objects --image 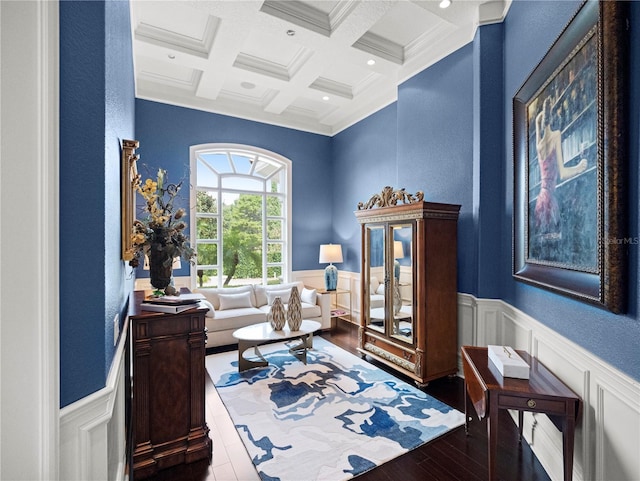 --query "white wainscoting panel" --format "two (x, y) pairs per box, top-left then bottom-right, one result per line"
(460, 294), (640, 481)
(474, 299), (501, 347)
(59, 318), (128, 481)
(594, 367), (640, 480)
(498, 310), (533, 352)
